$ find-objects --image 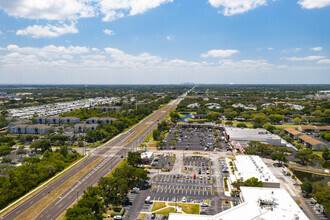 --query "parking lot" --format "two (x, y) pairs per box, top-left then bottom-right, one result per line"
(151, 183), (213, 196)
(154, 174), (212, 184)
(162, 127), (217, 151)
